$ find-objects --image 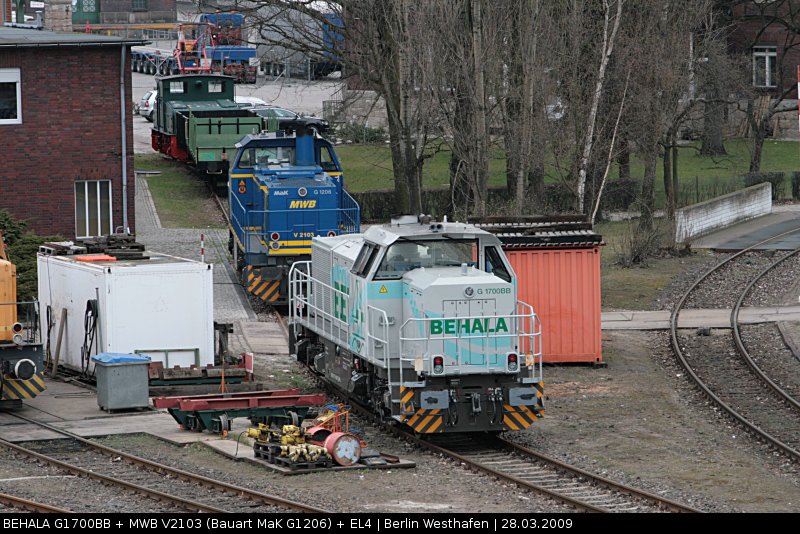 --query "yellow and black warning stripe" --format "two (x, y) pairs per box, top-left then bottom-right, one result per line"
(1, 372), (47, 401)
(502, 382), (545, 431)
(402, 408), (444, 434)
(244, 266), (282, 302)
(399, 386), (415, 414)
